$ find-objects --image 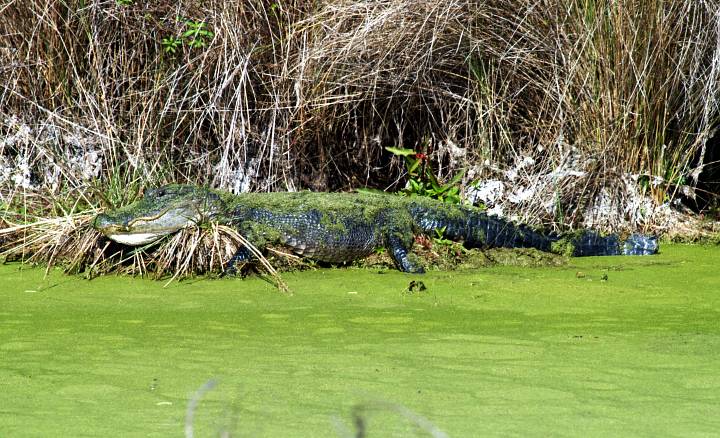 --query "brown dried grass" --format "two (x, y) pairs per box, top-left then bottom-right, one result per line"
(1, 0), (718, 230)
